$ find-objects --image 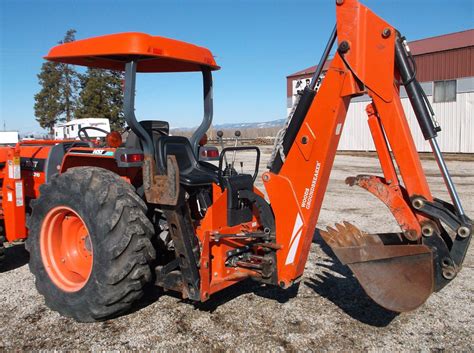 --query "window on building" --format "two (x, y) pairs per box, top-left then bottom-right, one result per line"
(433, 80), (456, 103)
